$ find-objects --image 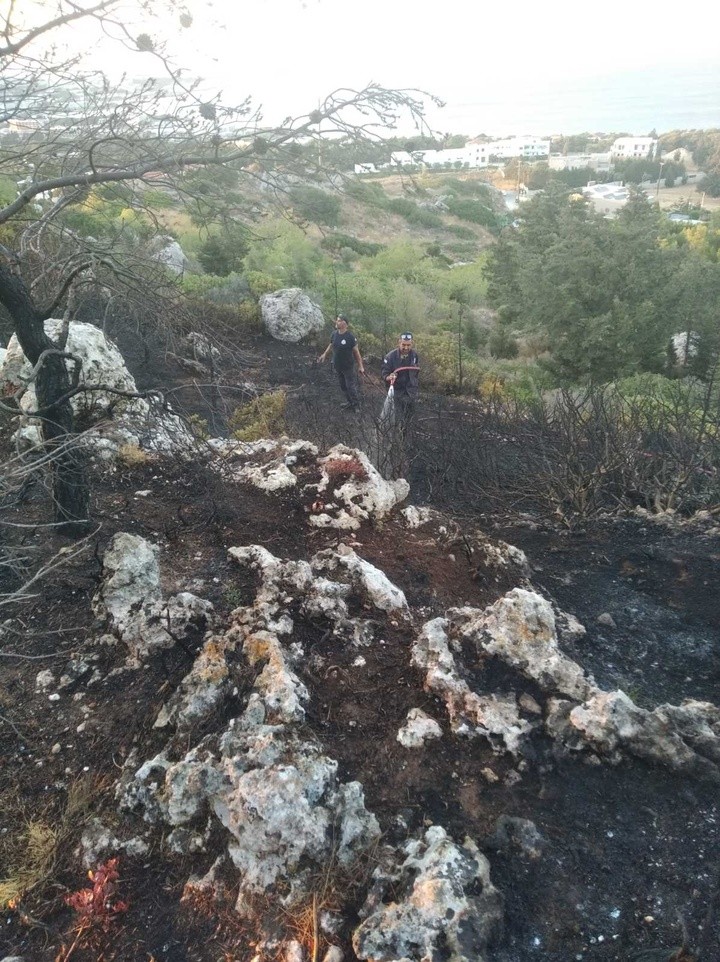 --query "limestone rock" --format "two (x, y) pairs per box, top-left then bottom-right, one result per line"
(260, 288), (325, 342)
(400, 505), (437, 528)
(412, 617), (536, 754)
(564, 690), (720, 781)
(597, 612), (617, 628)
(153, 238), (189, 275)
(311, 446), (409, 530)
(313, 544), (408, 613)
(244, 630), (309, 723)
(228, 543), (406, 642)
(322, 948), (344, 962)
(484, 815), (546, 860)
(94, 534), (213, 661)
(397, 708), (442, 748)
(93, 533), (162, 629)
(456, 589), (593, 701)
(118, 537), (389, 908)
(77, 817), (149, 869)
(154, 636), (231, 730)
(655, 700), (720, 764)
(555, 609), (587, 643)
(215, 438), (319, 490)
(353, 826), (502, 962)
(185, 331), (221, 366)
(1, 320), (140, 417)
(0, 319), (193, 456)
